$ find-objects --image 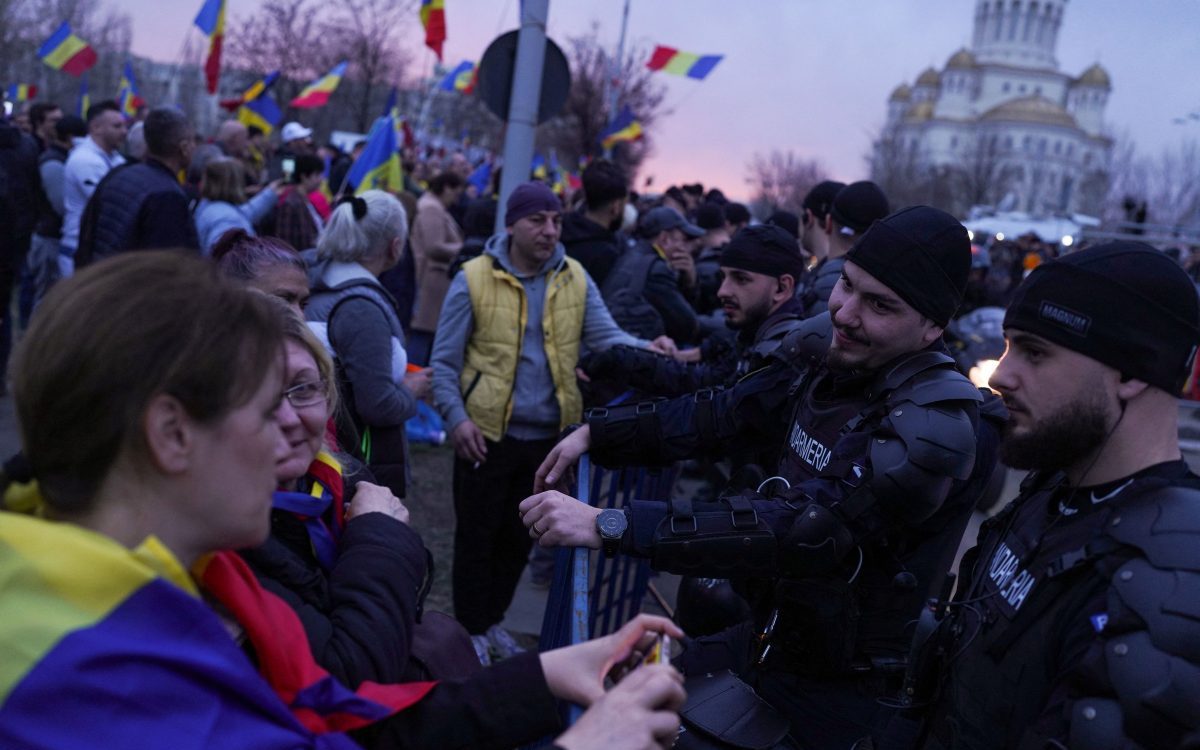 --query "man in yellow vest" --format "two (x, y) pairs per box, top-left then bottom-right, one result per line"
(430, 181), (674, 665)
